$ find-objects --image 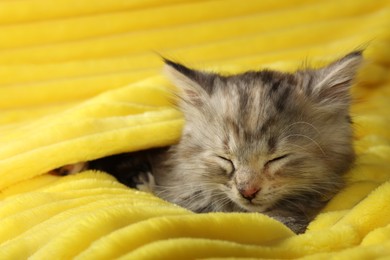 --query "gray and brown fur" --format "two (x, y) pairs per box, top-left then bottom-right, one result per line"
(54, 52), (362, 234)
(150, 52), (362, 233)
